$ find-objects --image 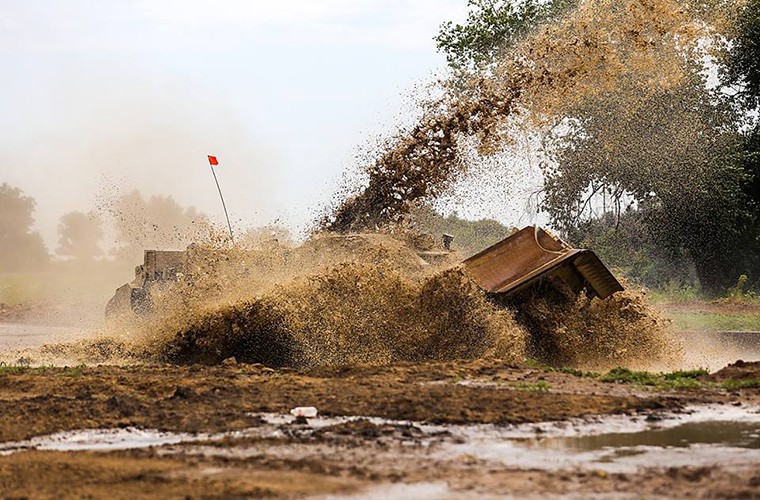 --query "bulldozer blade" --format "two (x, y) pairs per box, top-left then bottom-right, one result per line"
(463, 226), (624, 299)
